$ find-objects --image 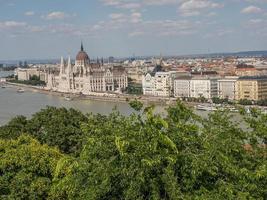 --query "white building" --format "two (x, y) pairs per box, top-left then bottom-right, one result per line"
(142, 73), (155, 96)
(174, 78), (191, 98)
(46, 43), (128, 94)
(0, 78), (6, 83)
(190, 77), (218, 99)
(174, 77), (218, 99)
(16, 68), (47, 82)
(217, 76), (238, 100)
(142, 71), (179, 97)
